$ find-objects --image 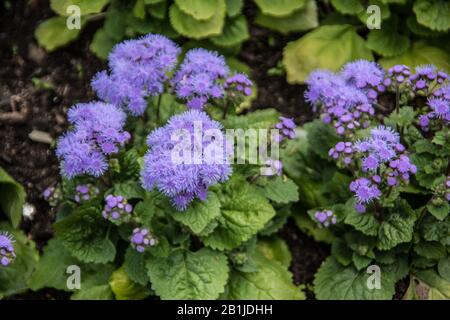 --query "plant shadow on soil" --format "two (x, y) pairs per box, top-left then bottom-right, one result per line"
(3, 0), (415, 300)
